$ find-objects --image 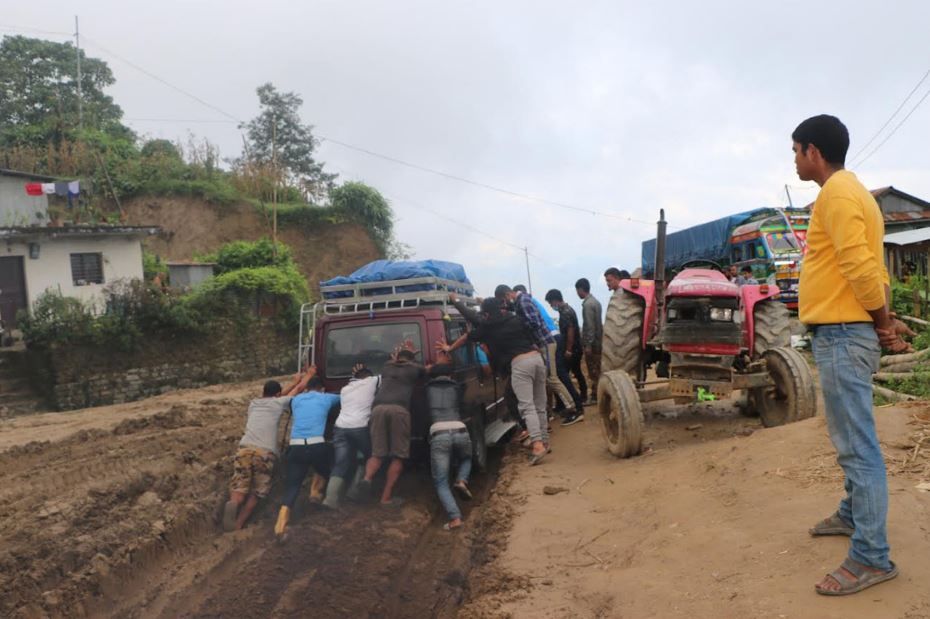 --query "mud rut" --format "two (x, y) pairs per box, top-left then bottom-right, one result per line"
(0, 391), (506, 619)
